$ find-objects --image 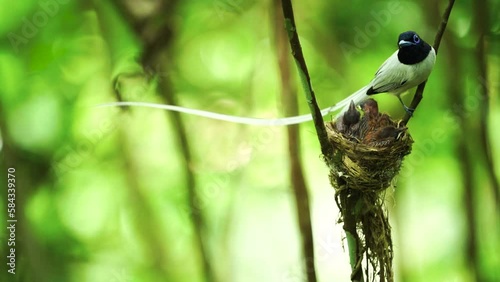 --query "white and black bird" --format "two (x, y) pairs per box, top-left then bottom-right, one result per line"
(335, 30), (436, 115)
(98, 31), (436, 126)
